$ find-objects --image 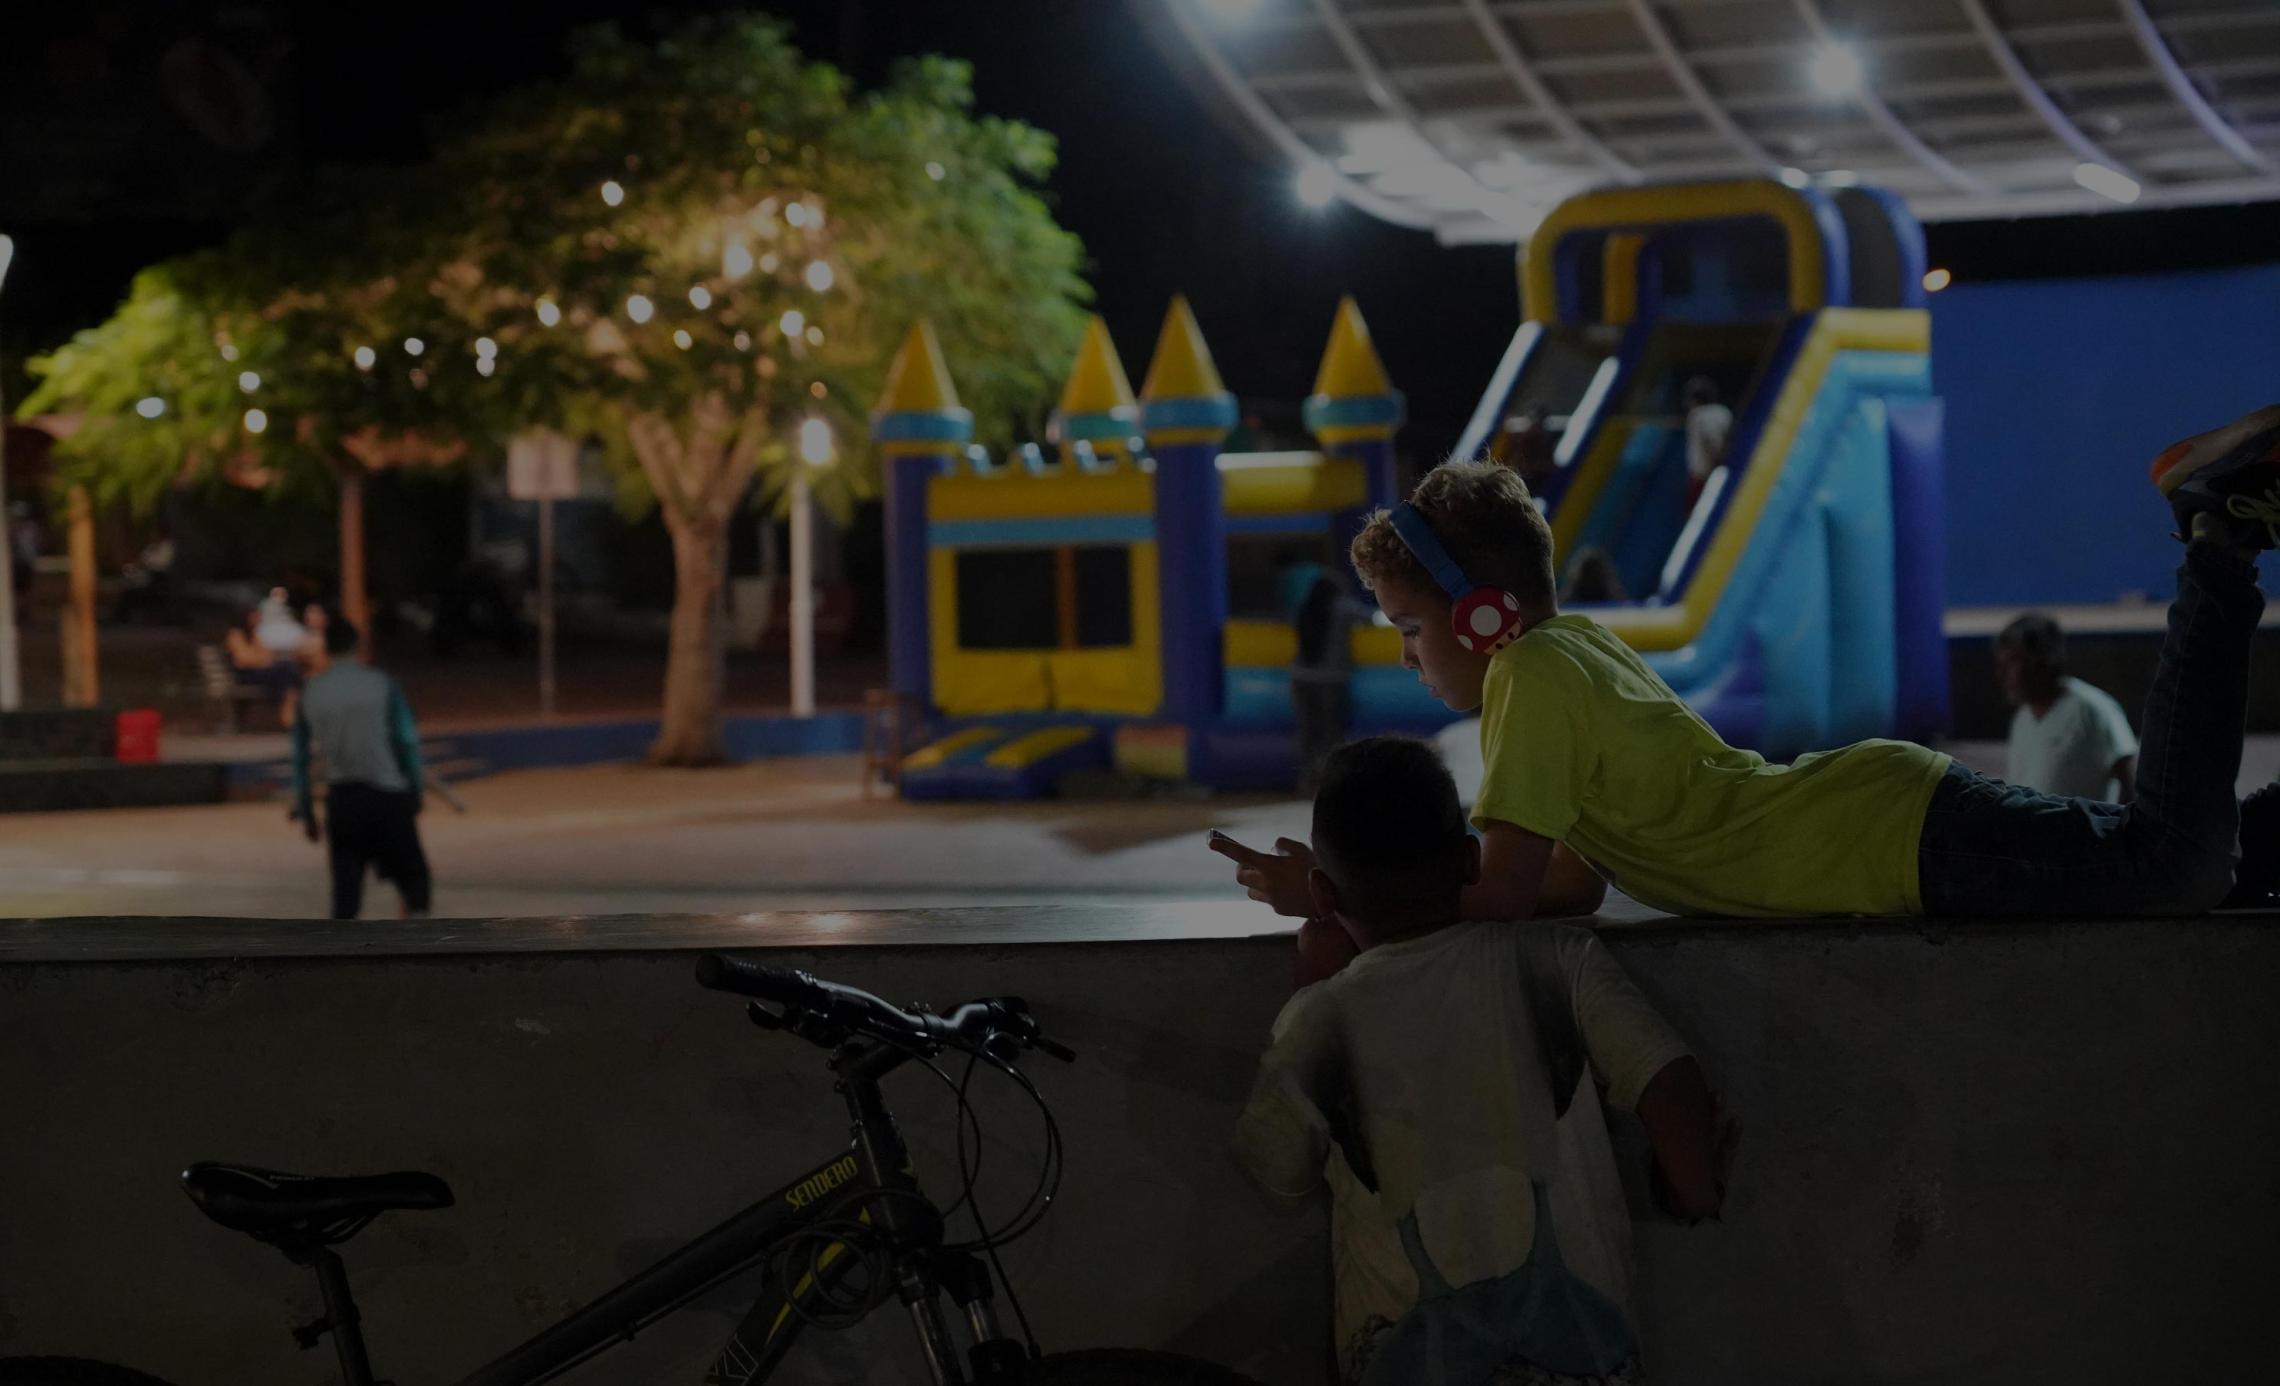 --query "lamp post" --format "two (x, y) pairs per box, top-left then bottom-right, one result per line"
(790, 416), (834, 719)
(0, 233), (19, 711)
